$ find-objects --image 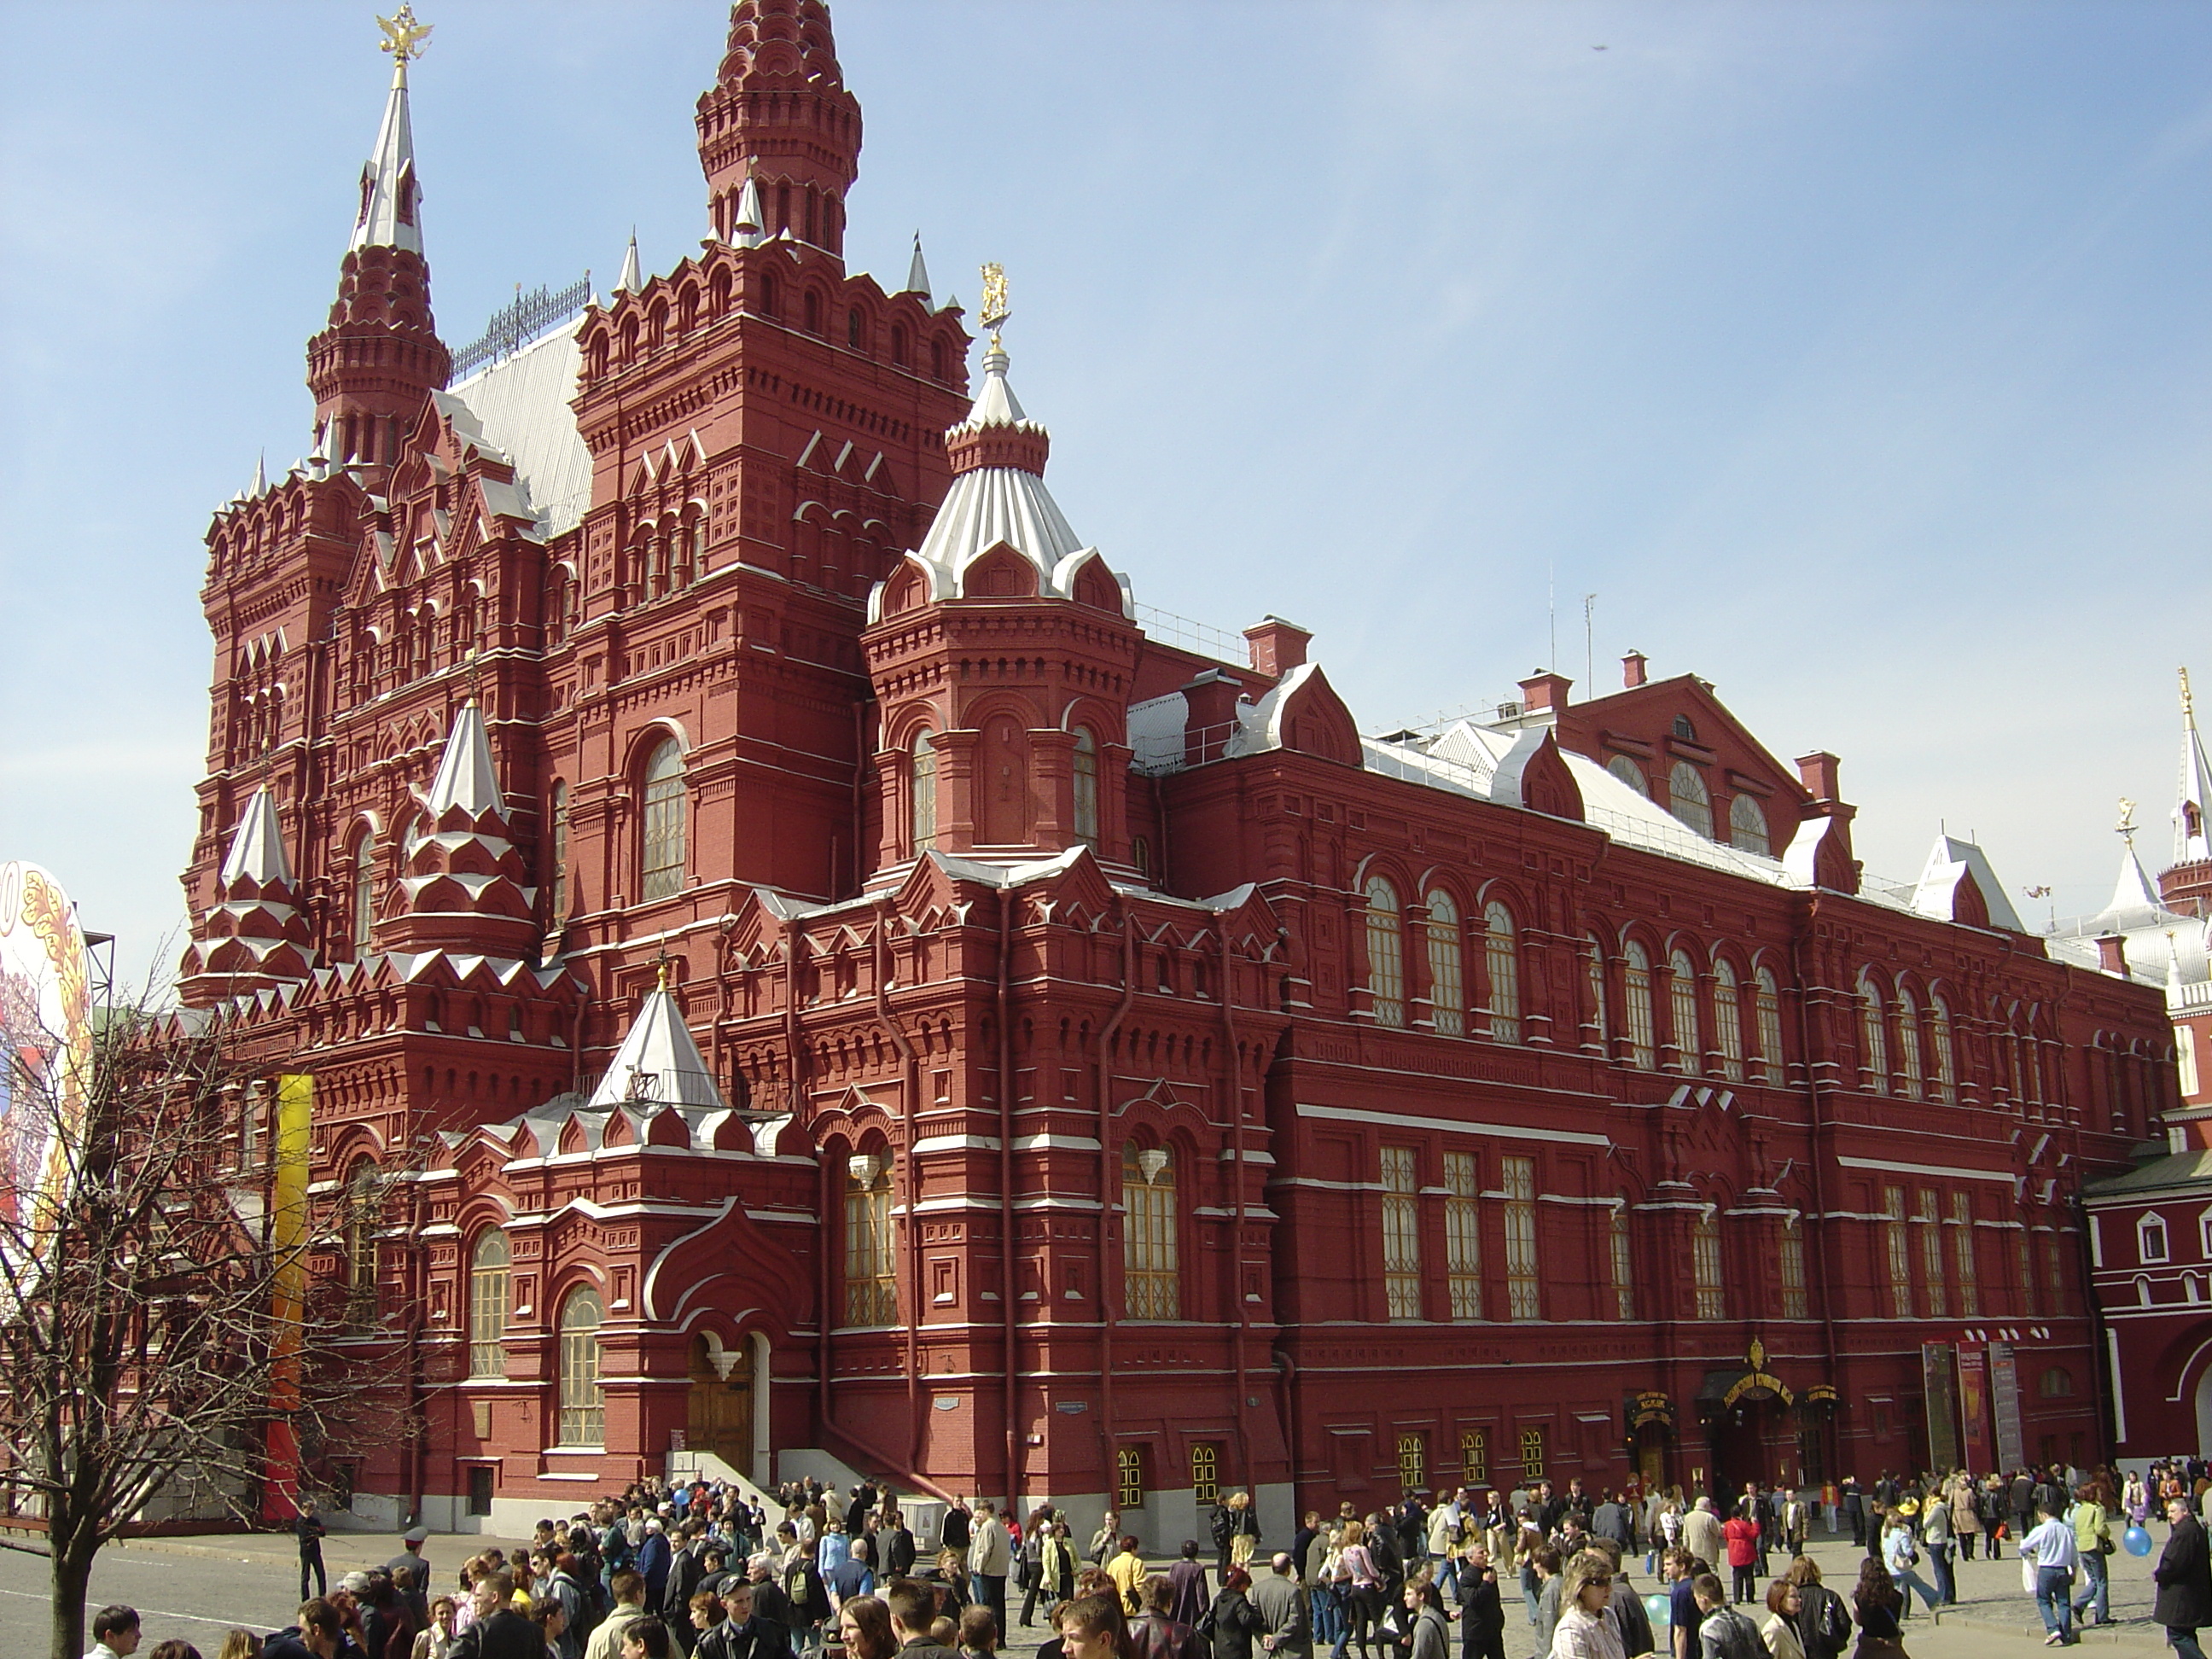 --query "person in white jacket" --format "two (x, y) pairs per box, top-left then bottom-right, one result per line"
(969, 1500), (1014, 1635)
